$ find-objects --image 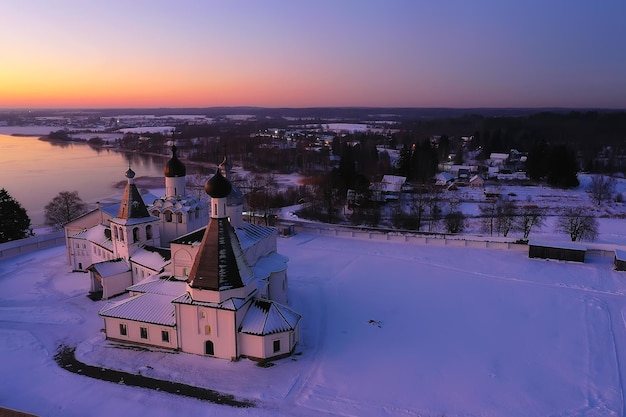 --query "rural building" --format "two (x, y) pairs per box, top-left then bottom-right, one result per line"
(614, 249), (626, 271)
(528, 241), (587, 262)
(469, 175), (485, 188)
